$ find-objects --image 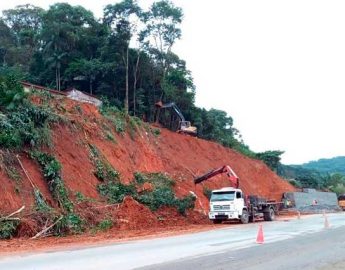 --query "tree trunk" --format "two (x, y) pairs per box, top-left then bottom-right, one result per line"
(58, 67), (61, 91)
(133, 52), (140, 116)
(56, 67), (59, 91)
(124, 47), (129, 115)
